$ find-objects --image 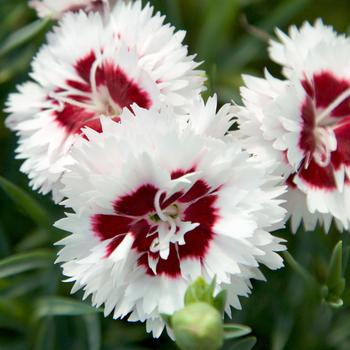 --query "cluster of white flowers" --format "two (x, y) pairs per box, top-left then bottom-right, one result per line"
(5, 0), (349, 340)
